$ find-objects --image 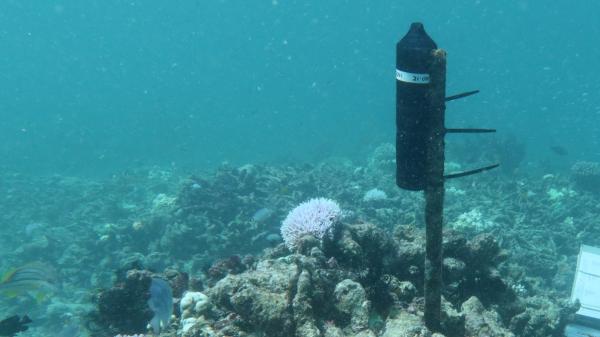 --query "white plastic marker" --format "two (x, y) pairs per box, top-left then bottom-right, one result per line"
(395, 69), (430, 84)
